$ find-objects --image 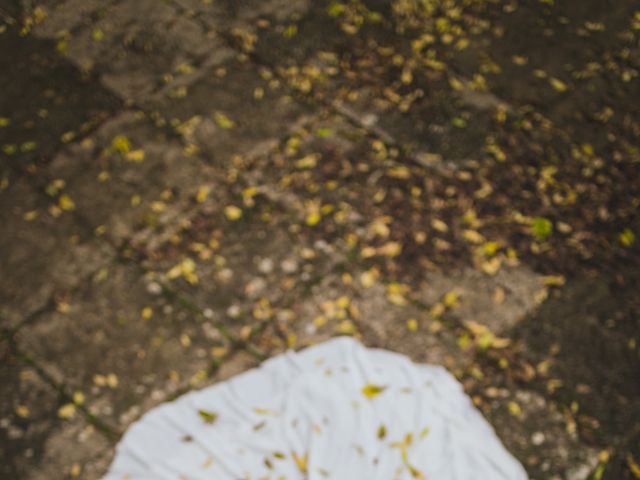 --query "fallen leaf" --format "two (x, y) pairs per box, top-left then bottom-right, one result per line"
(362, 384), (387, 399)
(214, 112), (235, 129)
(224, 205), (243, 221)
(549, 77), (568, 92)
(198, 409), (218, 424)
